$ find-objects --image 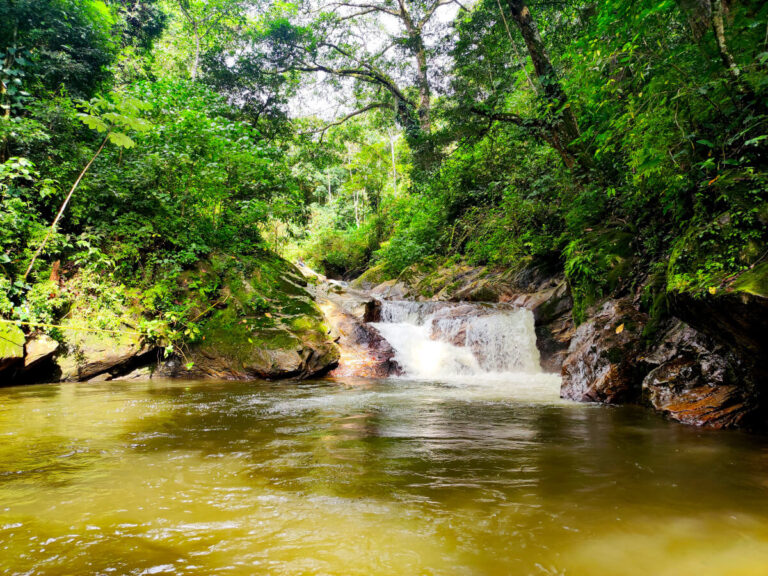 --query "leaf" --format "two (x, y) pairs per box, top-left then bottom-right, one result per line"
(744, 135), (767, 147)
(108, 131), (135, 148)
(78, 113), (109, 133)
(708, 286), (717, 295)
(615, 323), (624, 334)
